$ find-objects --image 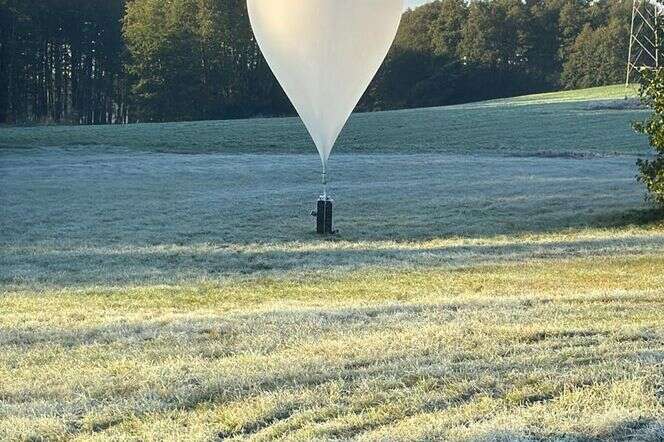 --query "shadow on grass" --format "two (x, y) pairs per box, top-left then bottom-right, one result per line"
(589, 208), (664, 230)
(3, 227), (664, 288)
(494, 417), (663, 441)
